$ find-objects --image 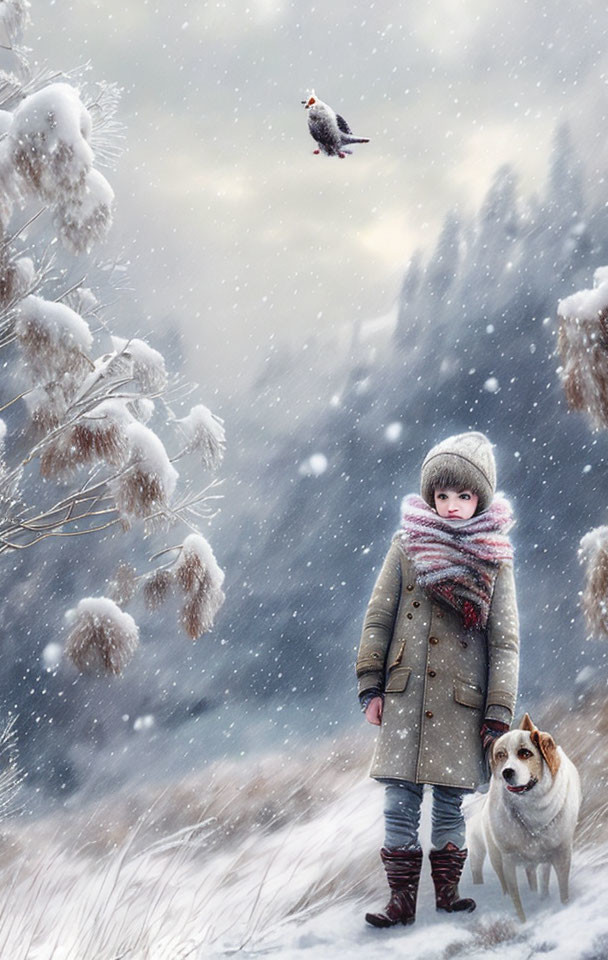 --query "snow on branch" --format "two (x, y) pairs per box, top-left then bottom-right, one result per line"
(9, 82), (93, 200)
(39, 397), (133, 478)
(176, 533), (225, 638)
(110, 421), (179, 523)
(557, 267), (608, 431)
(174, 403), (226, 471)
(0, 252), (34, 310)
(64, 596), (139, 675)
(110, 335), (168, 393)
(579, 526), (608, 639)
(5, 81), (115, 252)
(23, 382), (72, 432)
(55, 166), (114, 255)
(15, 294), (93, 383)
(141, 533), (225, 638)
